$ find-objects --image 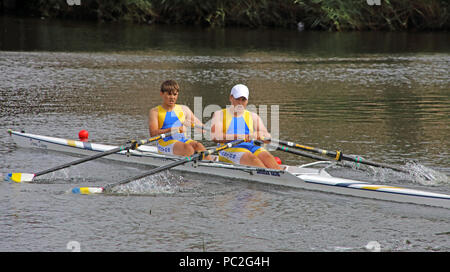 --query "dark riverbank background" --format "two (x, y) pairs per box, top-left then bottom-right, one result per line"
(1, 0), (449, 31)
